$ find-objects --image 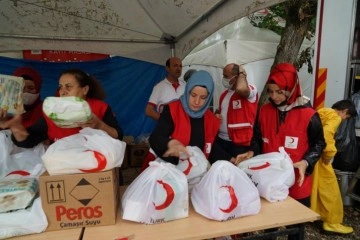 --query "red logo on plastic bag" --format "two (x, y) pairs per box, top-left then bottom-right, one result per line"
(219, 185), (238, 213)
(6, 170), (30, 176)
(248, 162), (271, 170)
(153, 180), (175, 210)
(79, 150), (107, 173)
(180, 158), (193, 175)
